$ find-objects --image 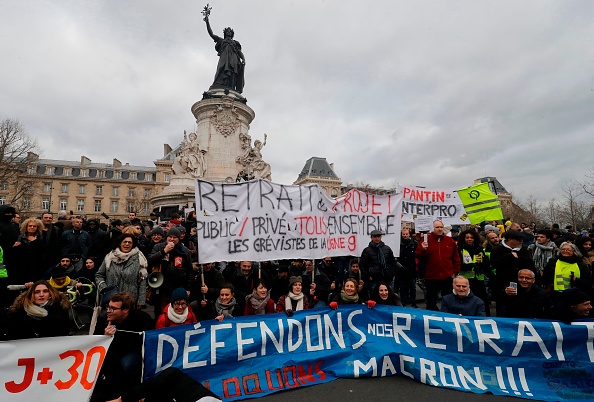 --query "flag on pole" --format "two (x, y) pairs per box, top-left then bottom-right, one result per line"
(456, 182), (503, 224)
